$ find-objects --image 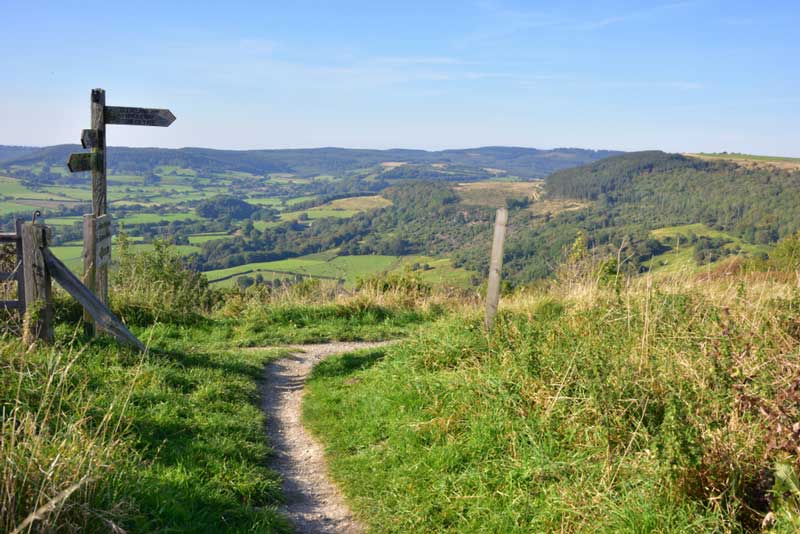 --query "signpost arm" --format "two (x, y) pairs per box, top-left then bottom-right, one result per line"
(67, 88), (174, 338)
